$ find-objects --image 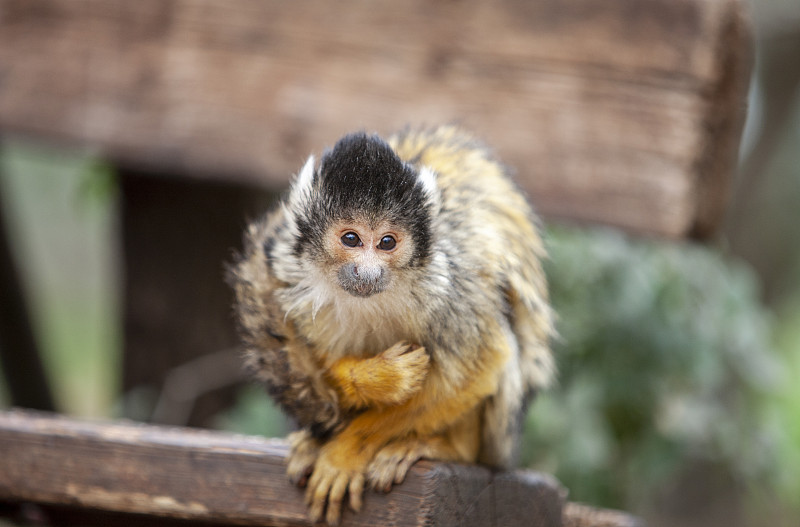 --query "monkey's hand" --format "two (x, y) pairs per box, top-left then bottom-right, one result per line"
(286, 429), (322, 487)
(305, 438), (368, 526)
(326, 341), (429, 410)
